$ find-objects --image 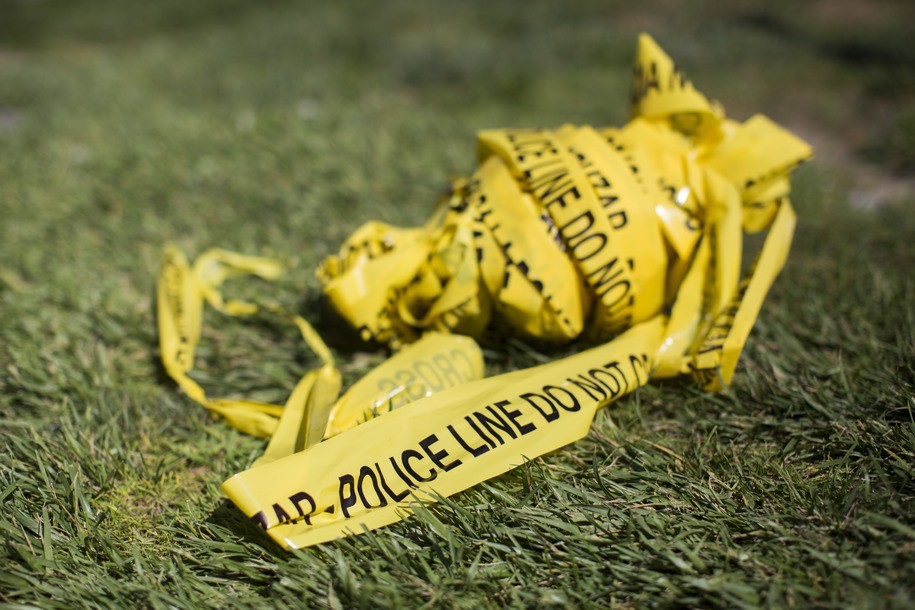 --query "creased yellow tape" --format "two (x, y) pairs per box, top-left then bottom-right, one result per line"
(157, 34), (812, 549)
